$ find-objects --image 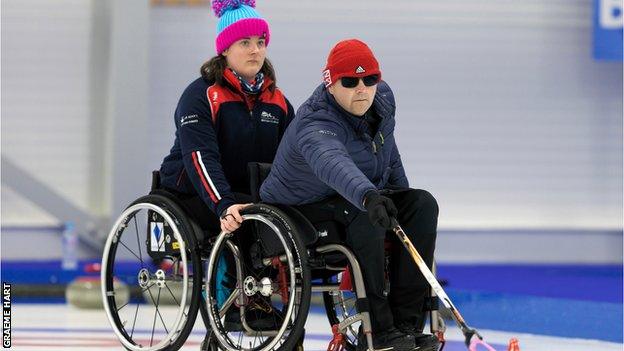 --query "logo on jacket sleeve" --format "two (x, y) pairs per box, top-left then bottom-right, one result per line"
(180, 114), (199, 126)
(318, 129), (337, 137)
(260, 111), (279, 124)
